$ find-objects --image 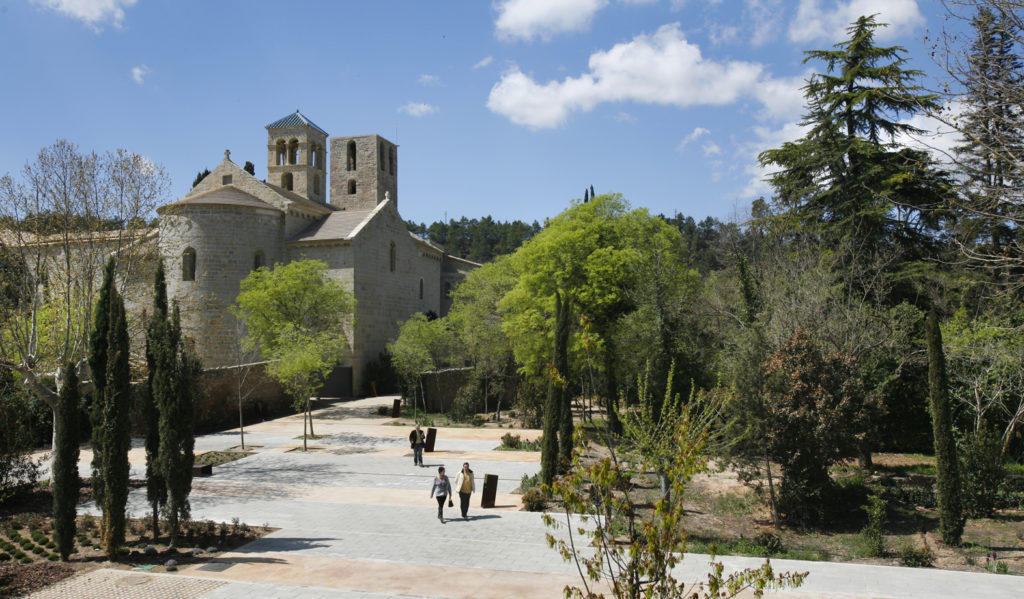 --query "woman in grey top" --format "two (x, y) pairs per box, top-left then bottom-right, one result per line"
(430, 466), (453, 523)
